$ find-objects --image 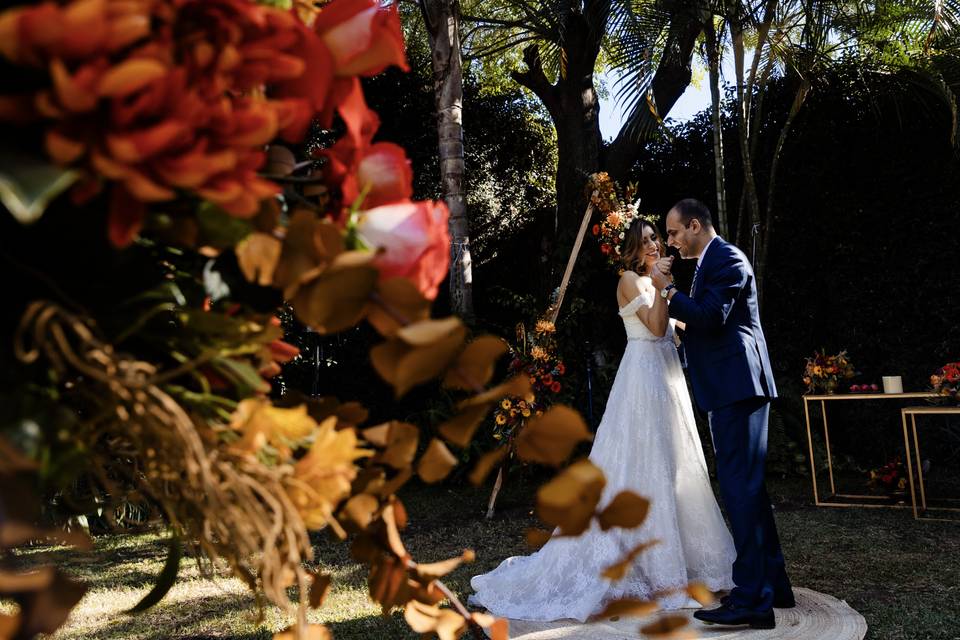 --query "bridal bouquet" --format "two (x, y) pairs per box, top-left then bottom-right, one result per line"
(586, 173), (657, 273)
(803, 350), (858, 394)
(930, 361), (960, 403)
